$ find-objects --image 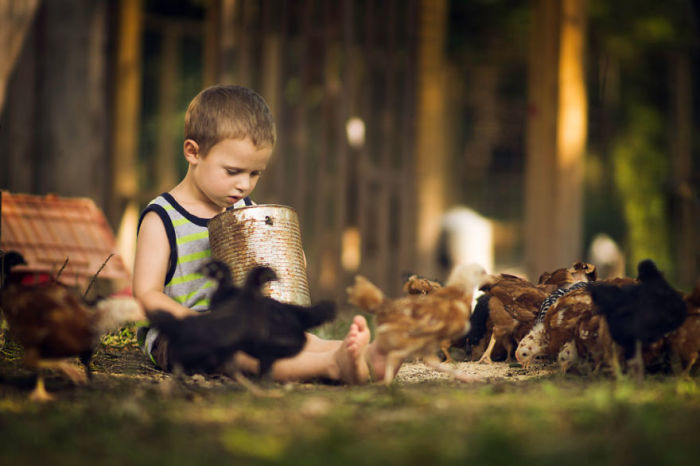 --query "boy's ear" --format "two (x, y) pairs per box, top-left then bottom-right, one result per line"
(184, 139), (200, 164)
